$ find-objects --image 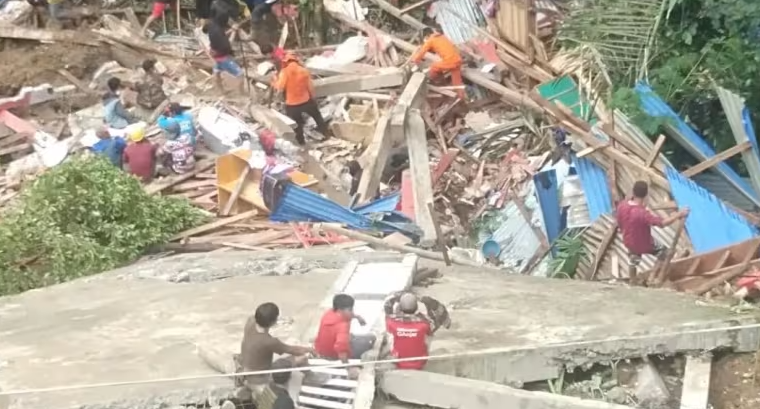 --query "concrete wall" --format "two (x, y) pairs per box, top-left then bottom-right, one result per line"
(381, 370), (635, 409)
